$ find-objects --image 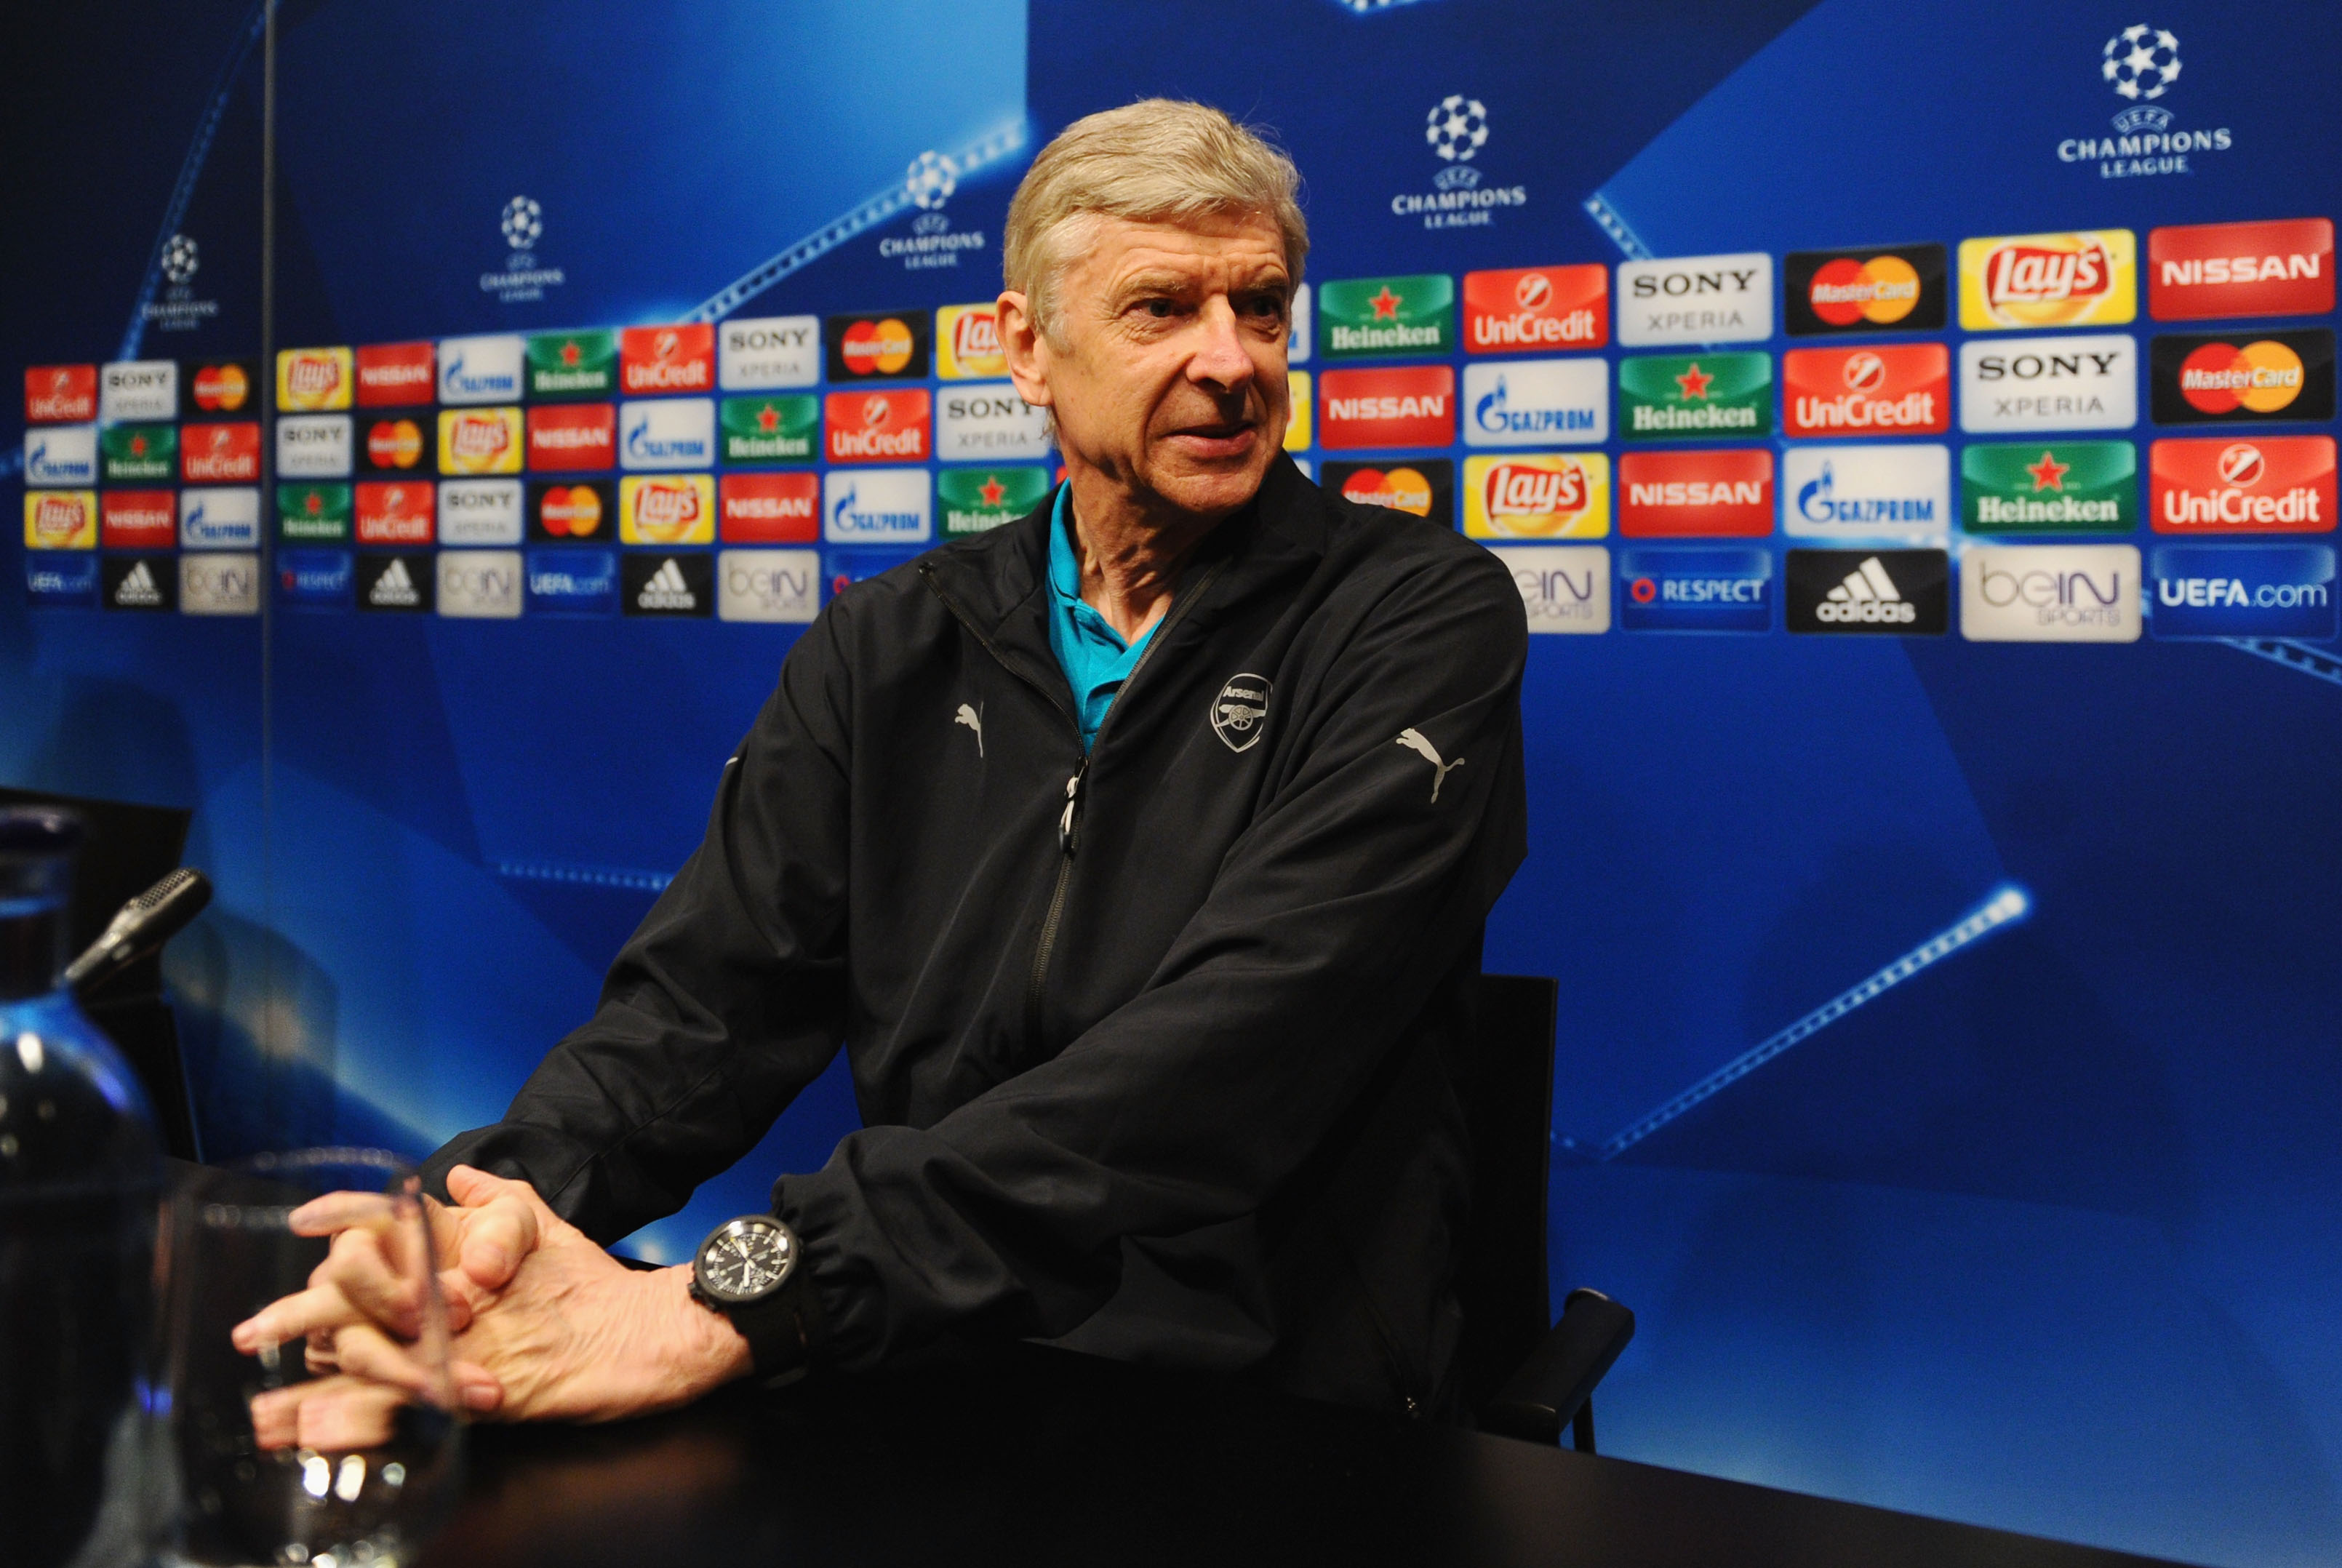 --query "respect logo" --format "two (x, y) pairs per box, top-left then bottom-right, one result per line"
(1959, 230), (2137, 329)
(1463, 454), (1609, 540)
(1783, 244), (1946, 335)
